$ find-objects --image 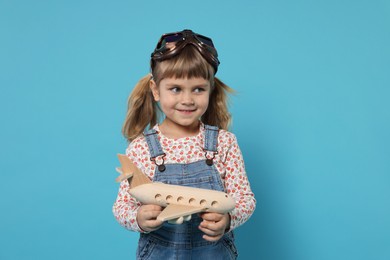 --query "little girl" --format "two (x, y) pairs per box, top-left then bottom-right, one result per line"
(113, 29), (256, 259)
